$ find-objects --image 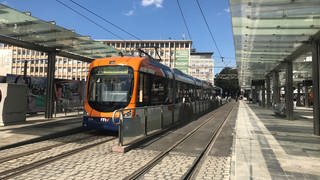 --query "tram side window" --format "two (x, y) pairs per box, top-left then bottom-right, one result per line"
(150, 76), (167, 105)
(137, 73), (168, 106)
(137, 73), (151, 107)
(167, 79), (174, 104)
(197, 88), (202, 101)
(175, 82), (182, 103)
(176, 82), (190, 103)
